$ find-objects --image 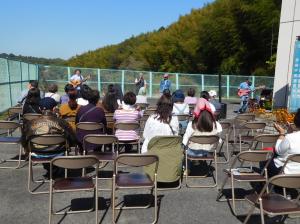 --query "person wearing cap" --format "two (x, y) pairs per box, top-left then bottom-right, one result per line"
(159, 74), (171, 93)
(201, 91), (216, 114)
(172, 90), (189, 115)
(182, 98), (222, 172)
(208, 90), (222, 112)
